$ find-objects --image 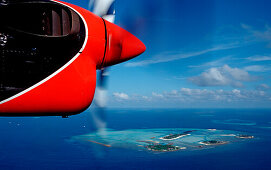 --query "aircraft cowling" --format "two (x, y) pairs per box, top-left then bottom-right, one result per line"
(0, 0), (145, 116)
